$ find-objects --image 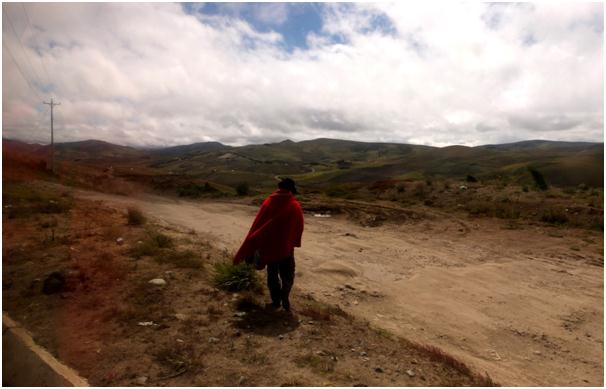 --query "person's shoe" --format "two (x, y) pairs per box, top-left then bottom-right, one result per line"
(265, 302), (280, 310)
(282, 299), (291, 312)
